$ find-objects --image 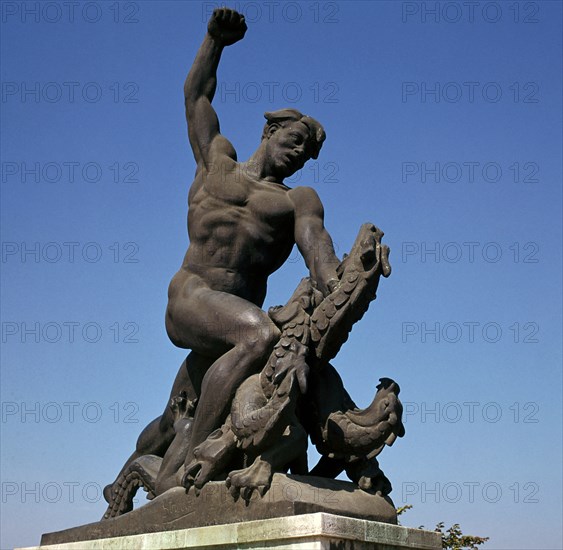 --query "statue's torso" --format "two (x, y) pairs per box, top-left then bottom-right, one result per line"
(175, 161), (297, 303)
